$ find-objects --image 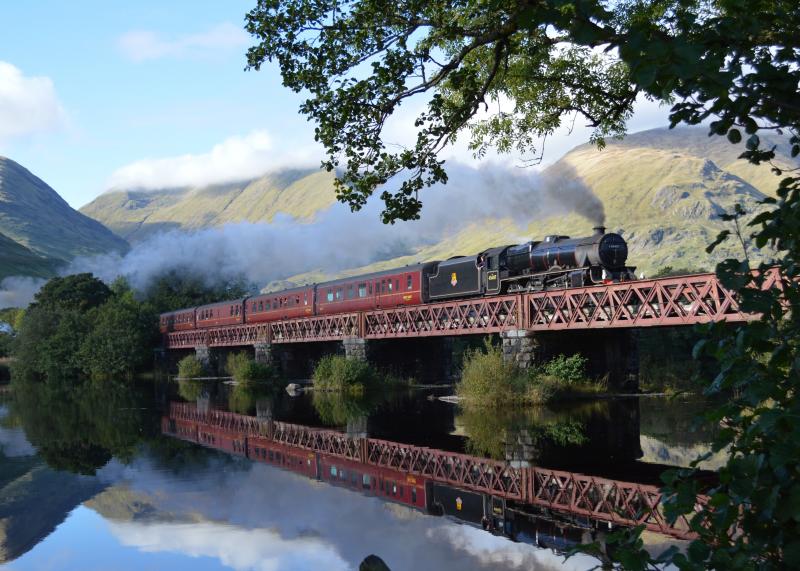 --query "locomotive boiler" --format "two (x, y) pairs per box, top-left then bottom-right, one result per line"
(427, 226), (634, 300)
